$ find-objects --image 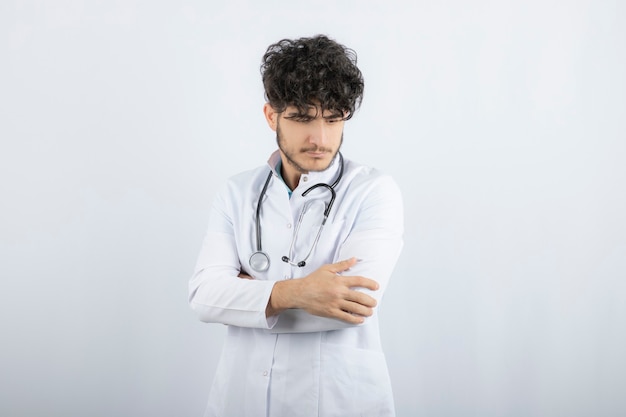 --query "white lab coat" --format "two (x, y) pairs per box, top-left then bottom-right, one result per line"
(190, 150), (404, 417)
